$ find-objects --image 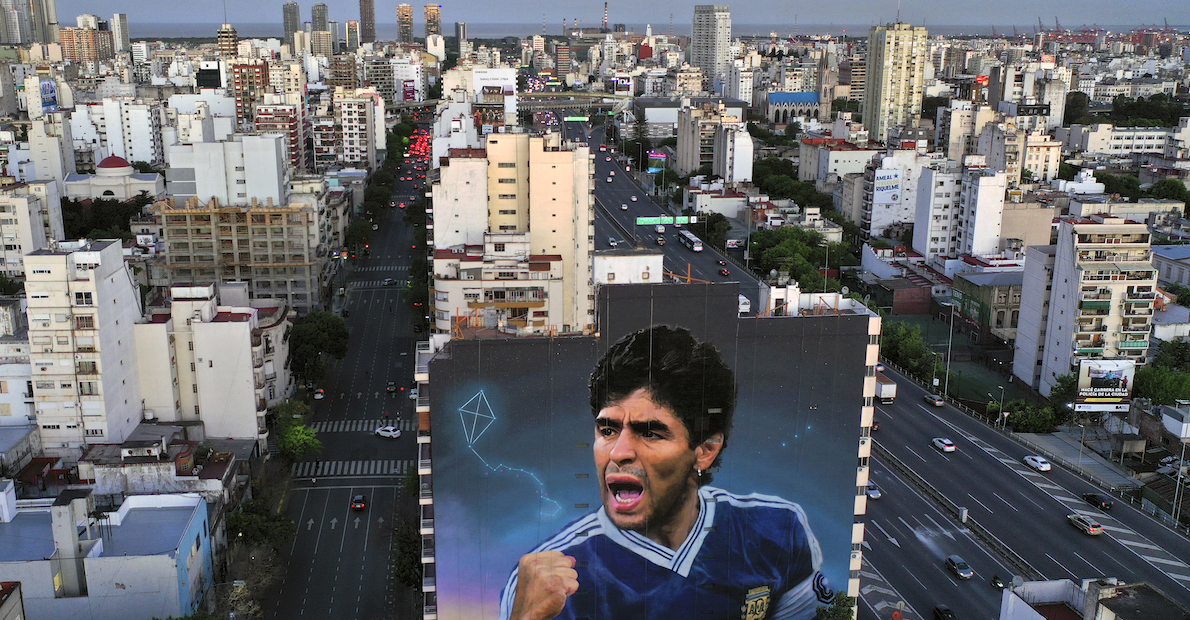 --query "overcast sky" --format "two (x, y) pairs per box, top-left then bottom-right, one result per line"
(58, 0), (1186, 27)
